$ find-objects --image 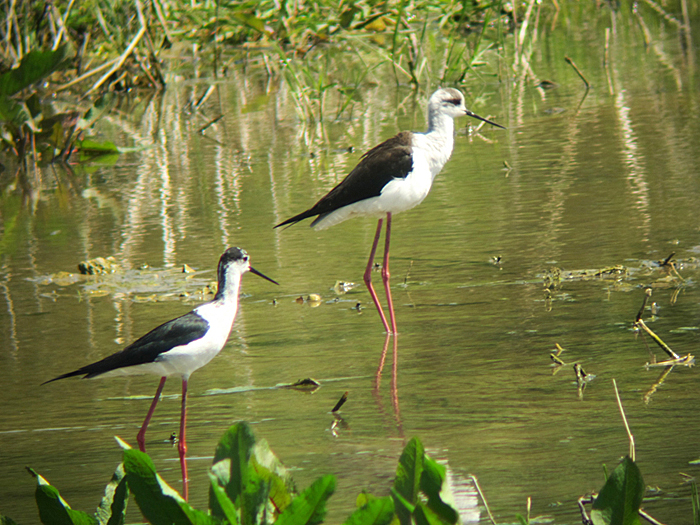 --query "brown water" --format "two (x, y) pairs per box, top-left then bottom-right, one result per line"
(2, 16), (700, 525)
